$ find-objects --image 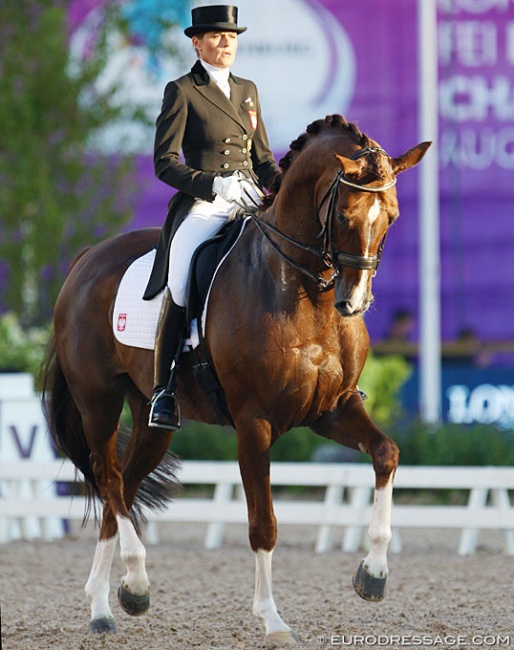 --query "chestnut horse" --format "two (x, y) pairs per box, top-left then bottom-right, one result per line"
(41, 115), (429, 647)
